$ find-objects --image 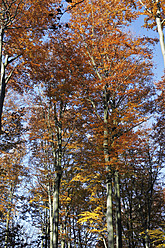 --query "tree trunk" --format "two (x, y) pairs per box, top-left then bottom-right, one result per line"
(48, 183), (53, 248)
(144, 230), (149, 248)
(61, 222), (65, 248)
(155, 0), (165, 67)
(49, 174), (61, 248)
(52, 175), (61, 248)
(106, 177), (114, 248)
(103, 94), (114, 248)
(45, 207), (49, 248)
(41, 222), (44, 248)
(4, 211), (10, 248)
(47, 101), (63, 248)
(103, 236), (108, 248)
(114, 170), (122, 248)
(0, 27), (5, 132)
(67, 216), (72, 248)
(52, 111), (63, 248)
